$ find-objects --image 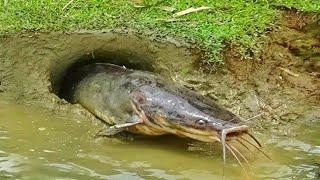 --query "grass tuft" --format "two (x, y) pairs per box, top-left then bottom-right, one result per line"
(0, 0), (319, 62)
